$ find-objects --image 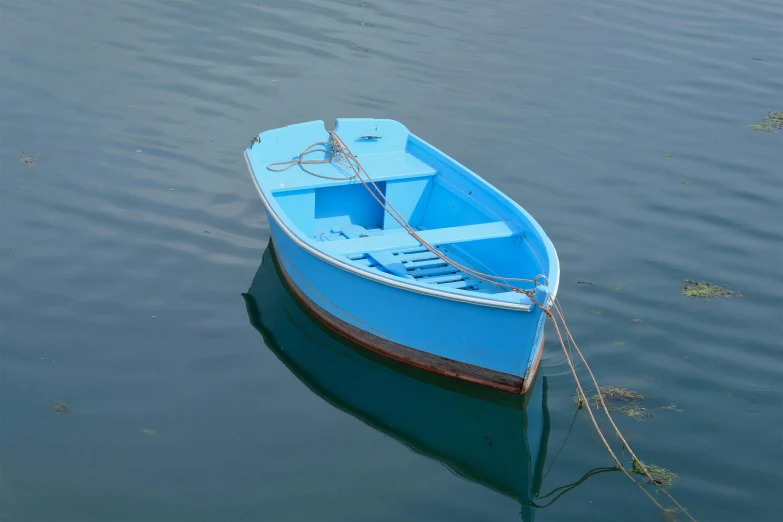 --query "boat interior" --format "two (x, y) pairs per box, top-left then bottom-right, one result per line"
(249, 119), (552, 299)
